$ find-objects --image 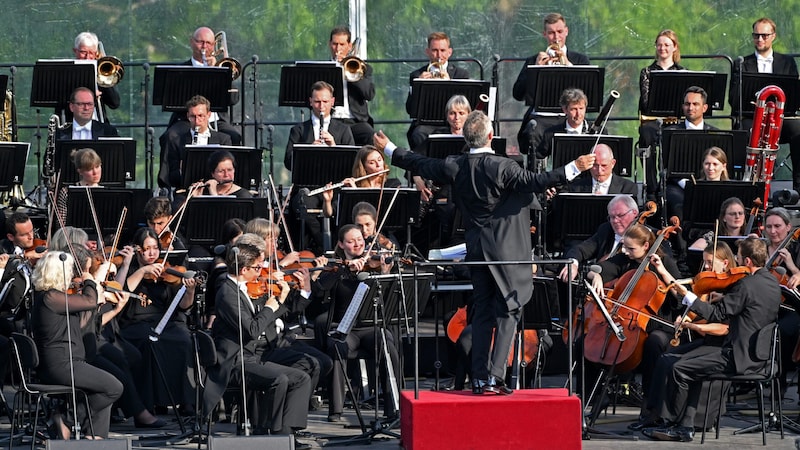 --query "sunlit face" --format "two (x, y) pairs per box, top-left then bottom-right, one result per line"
(329, 33), (352, 62)
(425, 38), (452, 64)
(355, 214), (376, 238)
(447, 106), (469, 134)
(309, 88), (334, 117)
(703, 155), (725, 181)
(69, 89), (95, 125)
(764, 214), (791, 245)
(591, 148), (615, 183)
(752, 21), (776, 54)
(137, 236), (160, 265)
(191, 28), (215, 63)
(73, 43), (98, 60)
(622, 236), (649, 261)
(78, 164), (102, 186)
(608, 202), (636, 235)
(212, 158), (235, 184)
(9, 220), (34, 250)
(244, 255), (265, 282)
(362, 150), (385, 175)
(147, 215), (171, 236)
(187, 104), (210, 133)
(563, 100), (586, 129)
(338, 228), (365, 259)
(263, 233), (278, 259)
(723, 203), (746, 233)
(655, 35), (676, 62)
(702, 251), (729, 273)
(543, 20), (568, 46)
(682, 92), (708, 125)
